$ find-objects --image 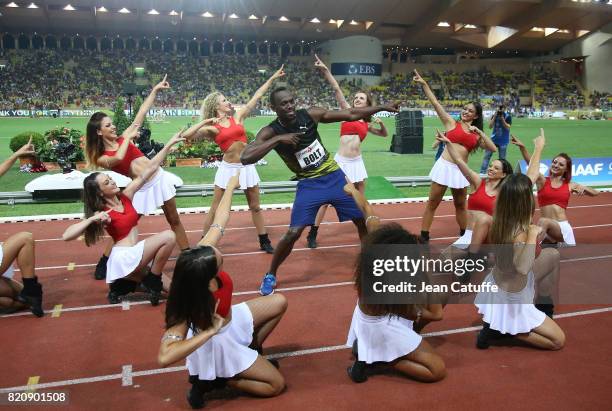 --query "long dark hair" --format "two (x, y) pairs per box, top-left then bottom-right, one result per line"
(551, 153), (572, 183)
(355, 223), (423, 319)
(165, 247), (219, 332)
(83, 172), (106, 246)
(469, 101), (483, 131)
(85, 111), (108, 169)
(490, 174), (535, 272)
